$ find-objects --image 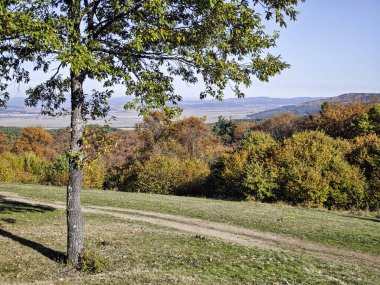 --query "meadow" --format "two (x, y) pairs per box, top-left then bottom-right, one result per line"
(1, 183), (379, 284)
